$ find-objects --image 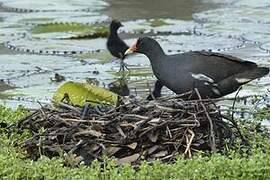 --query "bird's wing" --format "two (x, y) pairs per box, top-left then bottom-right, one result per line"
(165, 51), (258, 84)
(194, 51), (257, 66)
